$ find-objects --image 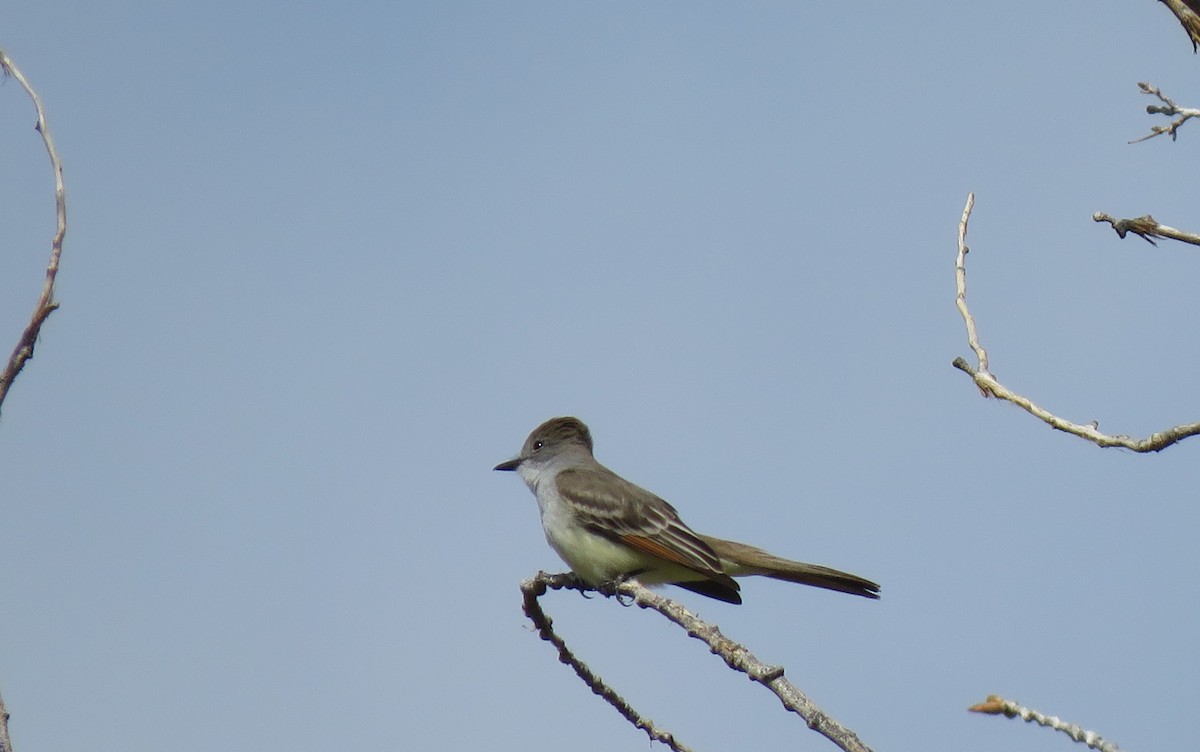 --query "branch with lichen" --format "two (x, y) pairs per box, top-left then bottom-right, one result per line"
(0, 49), (68, 418)
(521, 572), (873, 752)
(1092, 212), (1200, 247)
(969, 695), (1123, 752)
(952, 193), (1200, 451)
